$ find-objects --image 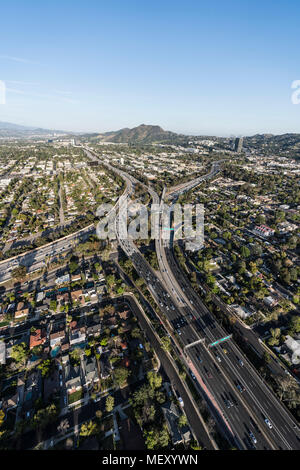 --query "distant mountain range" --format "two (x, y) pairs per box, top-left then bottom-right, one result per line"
(0, 121), (69, 138)
(1, 121), (300, 158)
